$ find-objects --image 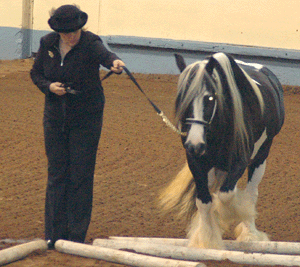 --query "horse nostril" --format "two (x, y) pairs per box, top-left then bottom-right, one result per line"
(184, 141), (206, 156)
